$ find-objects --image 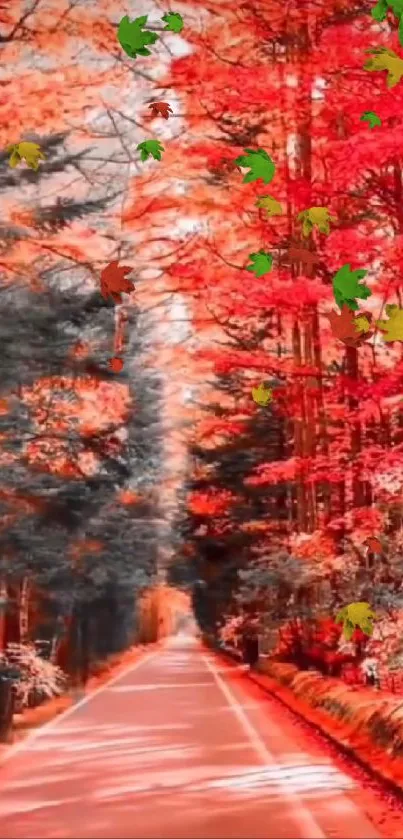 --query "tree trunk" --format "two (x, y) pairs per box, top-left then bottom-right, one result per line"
(289, 15), (317, 534)
(18, 577), (30, 645)
(292, 320), (308, 531)
(0, 578), (8, 652)
(345, 347), (371, 507)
